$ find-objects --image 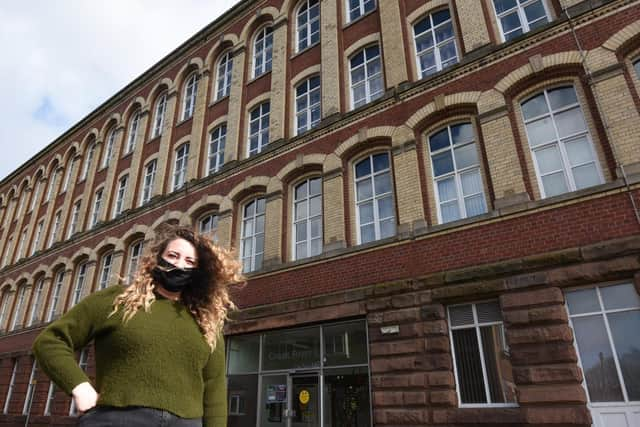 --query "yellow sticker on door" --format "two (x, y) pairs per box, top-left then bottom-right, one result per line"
(299, 389), (310, 405)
